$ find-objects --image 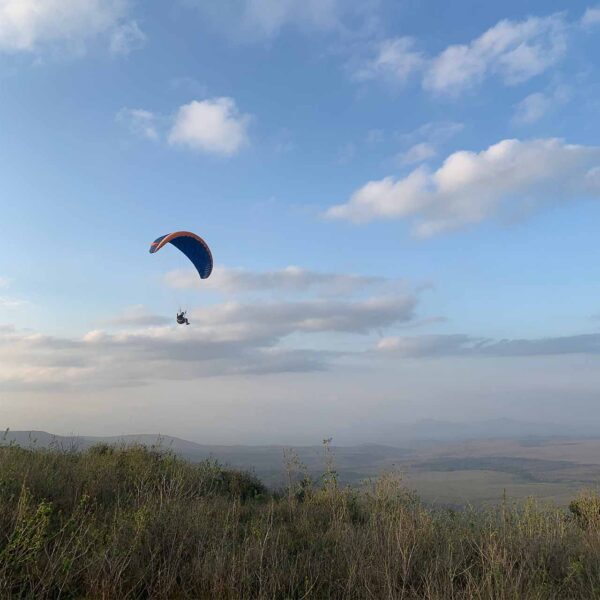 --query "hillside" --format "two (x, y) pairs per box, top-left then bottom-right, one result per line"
(4, 429), (600, 507)
(0, 443), (599, 598)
